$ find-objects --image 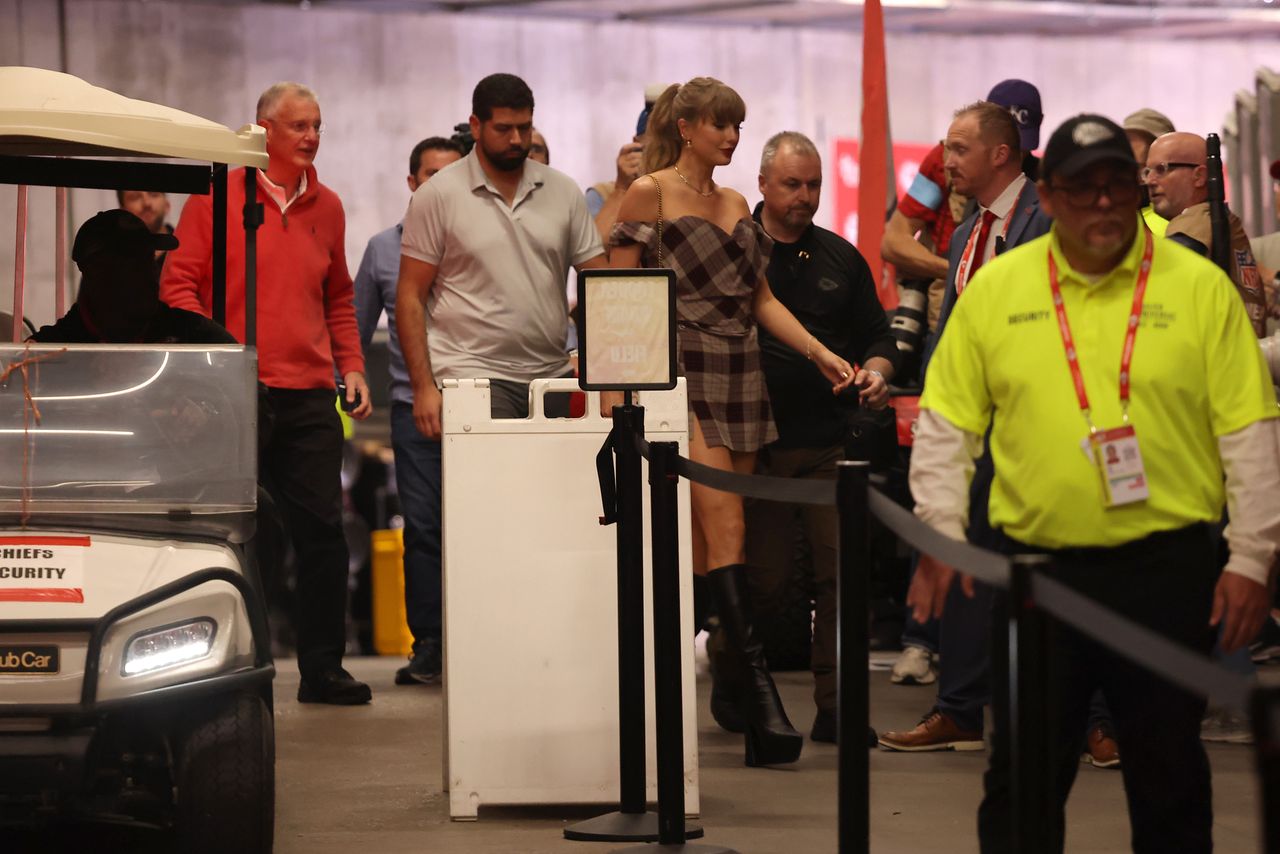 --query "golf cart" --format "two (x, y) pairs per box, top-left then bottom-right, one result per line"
(0, 67), (273, 852)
